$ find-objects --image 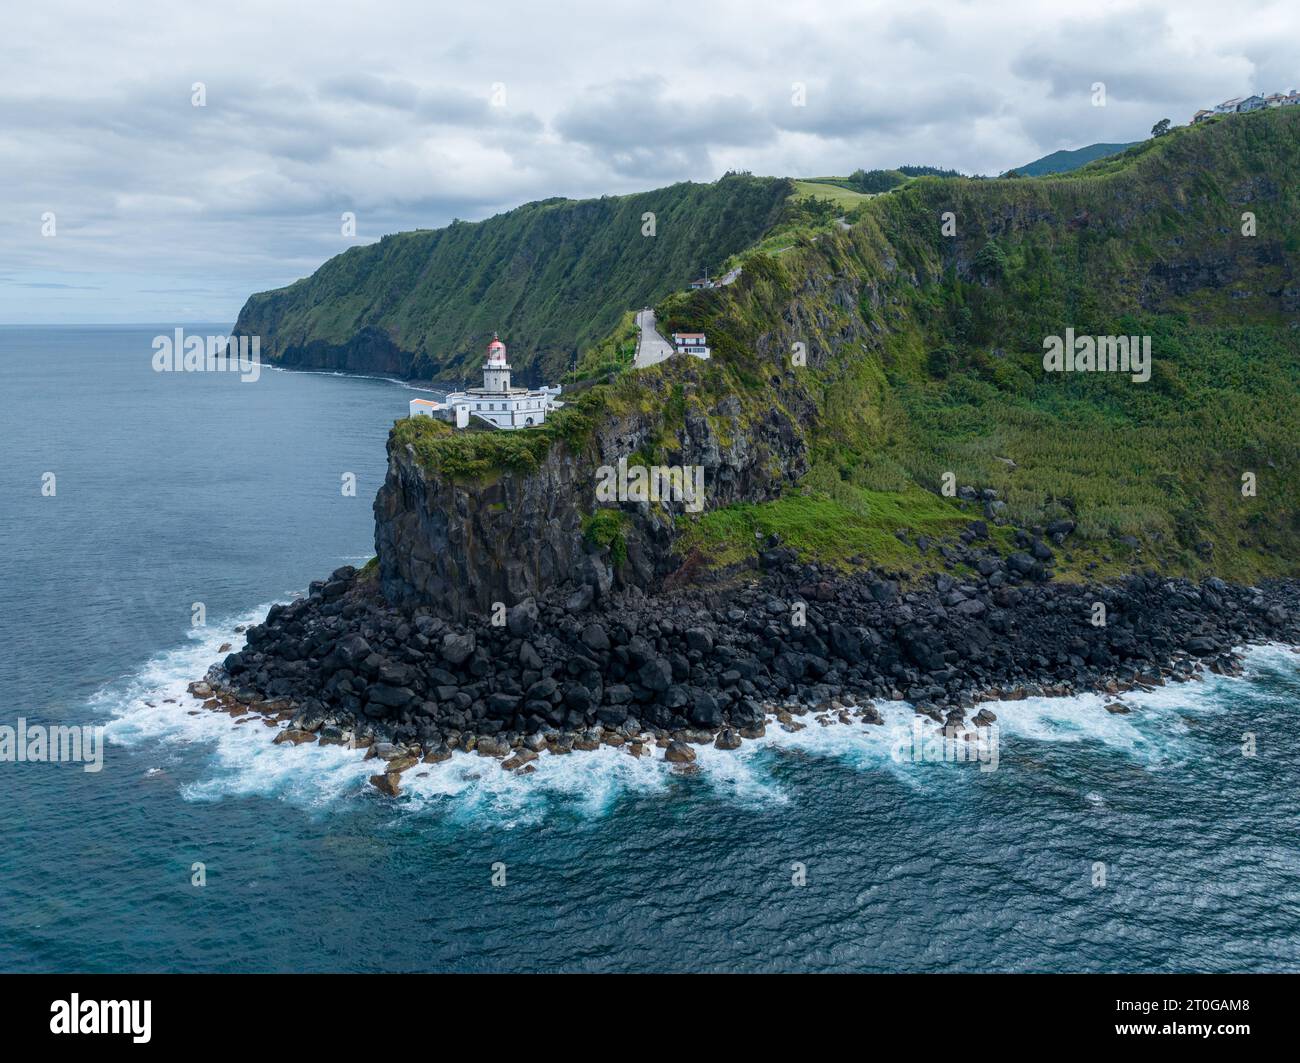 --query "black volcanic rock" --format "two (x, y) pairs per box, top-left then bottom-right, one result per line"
(199, 557), (1300, 762)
